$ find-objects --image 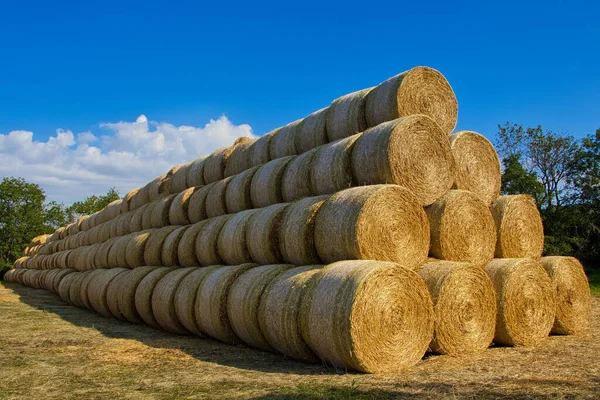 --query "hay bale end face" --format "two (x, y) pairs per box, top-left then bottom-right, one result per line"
(195, 215), (231, 266)
(246, 203), (289, 265)
(144, 226), (180, 266)
(250, 156), (295, 208)
(351, 115), (455, 206)
(310, 135), (358, 196)
(540, 256), (592, 335)
(484, 258), (556, 347)
(300, 260), (434, 373)
(135, 267), (176, 329)
(417, 260), (496, 355)
(152, 267), (198, 334)
(425, 190), (496, 266)
(187, 183), (215, 224)
(177, 221), (206, 267)
(281, 148), (318, 203)
(450, 131), (501, 205)
(126, 229), (156, 268)
(217, 210), (259, 265)
(365, 66), (458, 135)
(314, 185), (429, 268)
(118, 266), (161, 324)
(225, 166), (260, 214)
(205, 177), (232, 218)
(162, 226), (189, 266)
(88, 268), (129, 318)
(169, 186), (199, 225)
(492, 195), (544, 259)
